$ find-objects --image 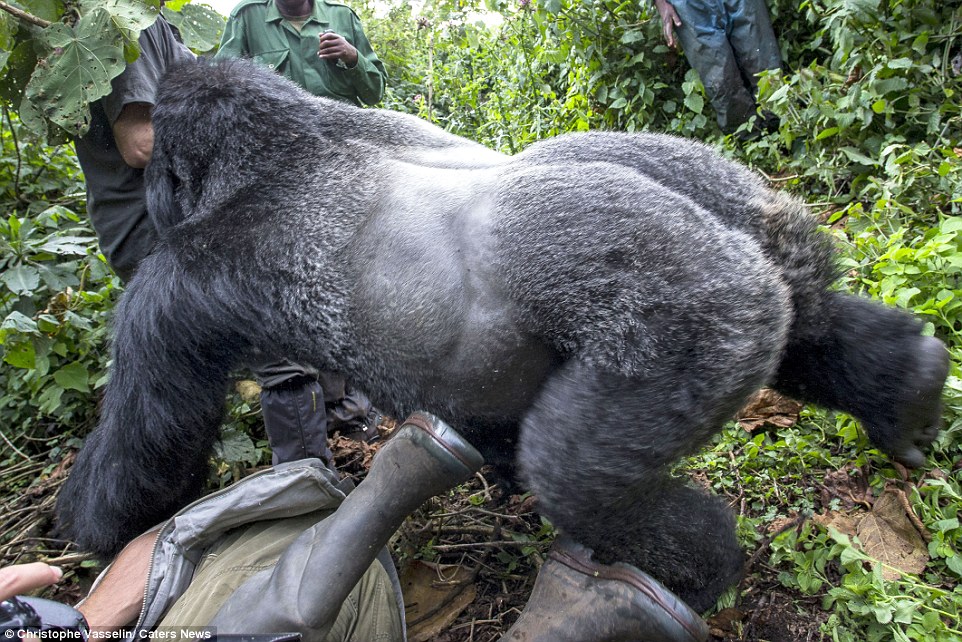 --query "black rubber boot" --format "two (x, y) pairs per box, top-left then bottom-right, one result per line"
(210, 412), (483, 641)
(499, 538), (709, 642)
(261, 376), (332, 466)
